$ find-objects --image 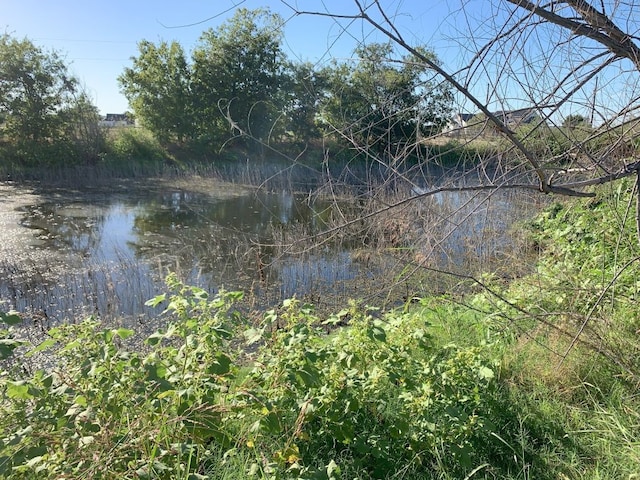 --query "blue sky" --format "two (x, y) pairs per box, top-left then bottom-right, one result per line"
(1, 0), (463, 115)
(4, 0), (624, 123)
